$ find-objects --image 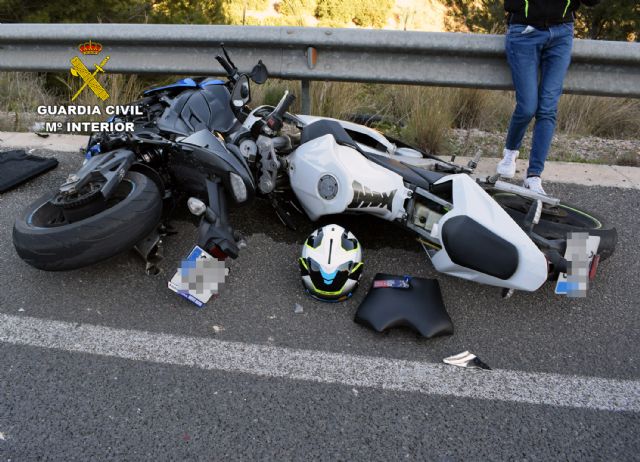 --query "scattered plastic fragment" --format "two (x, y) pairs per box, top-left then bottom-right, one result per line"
(352, 388), (359, 396)
(212, 325), (223, 333)
(443, 351), (491, 370)
(0, 431), (5, 441)
(31, 122), (45, 132)
(294, 303), (304, 314)
(18, 308), (24, 312)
